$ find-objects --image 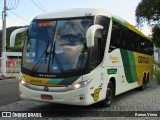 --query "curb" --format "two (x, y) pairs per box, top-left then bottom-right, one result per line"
(0, 77), (16, 80)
